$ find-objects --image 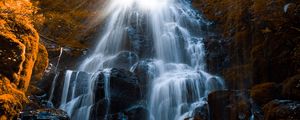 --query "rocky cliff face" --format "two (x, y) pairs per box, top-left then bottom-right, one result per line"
(193, 0), (300, 89)
(32, 0), (106, 48)
(0, 0), (48, 118)
(193, 0), (300, 119)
